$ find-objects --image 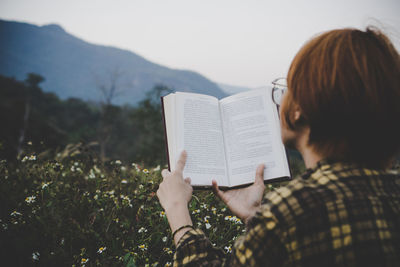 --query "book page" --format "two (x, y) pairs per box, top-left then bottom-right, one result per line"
(174, 92), (229, 187)
(220, 88), (290, 187)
